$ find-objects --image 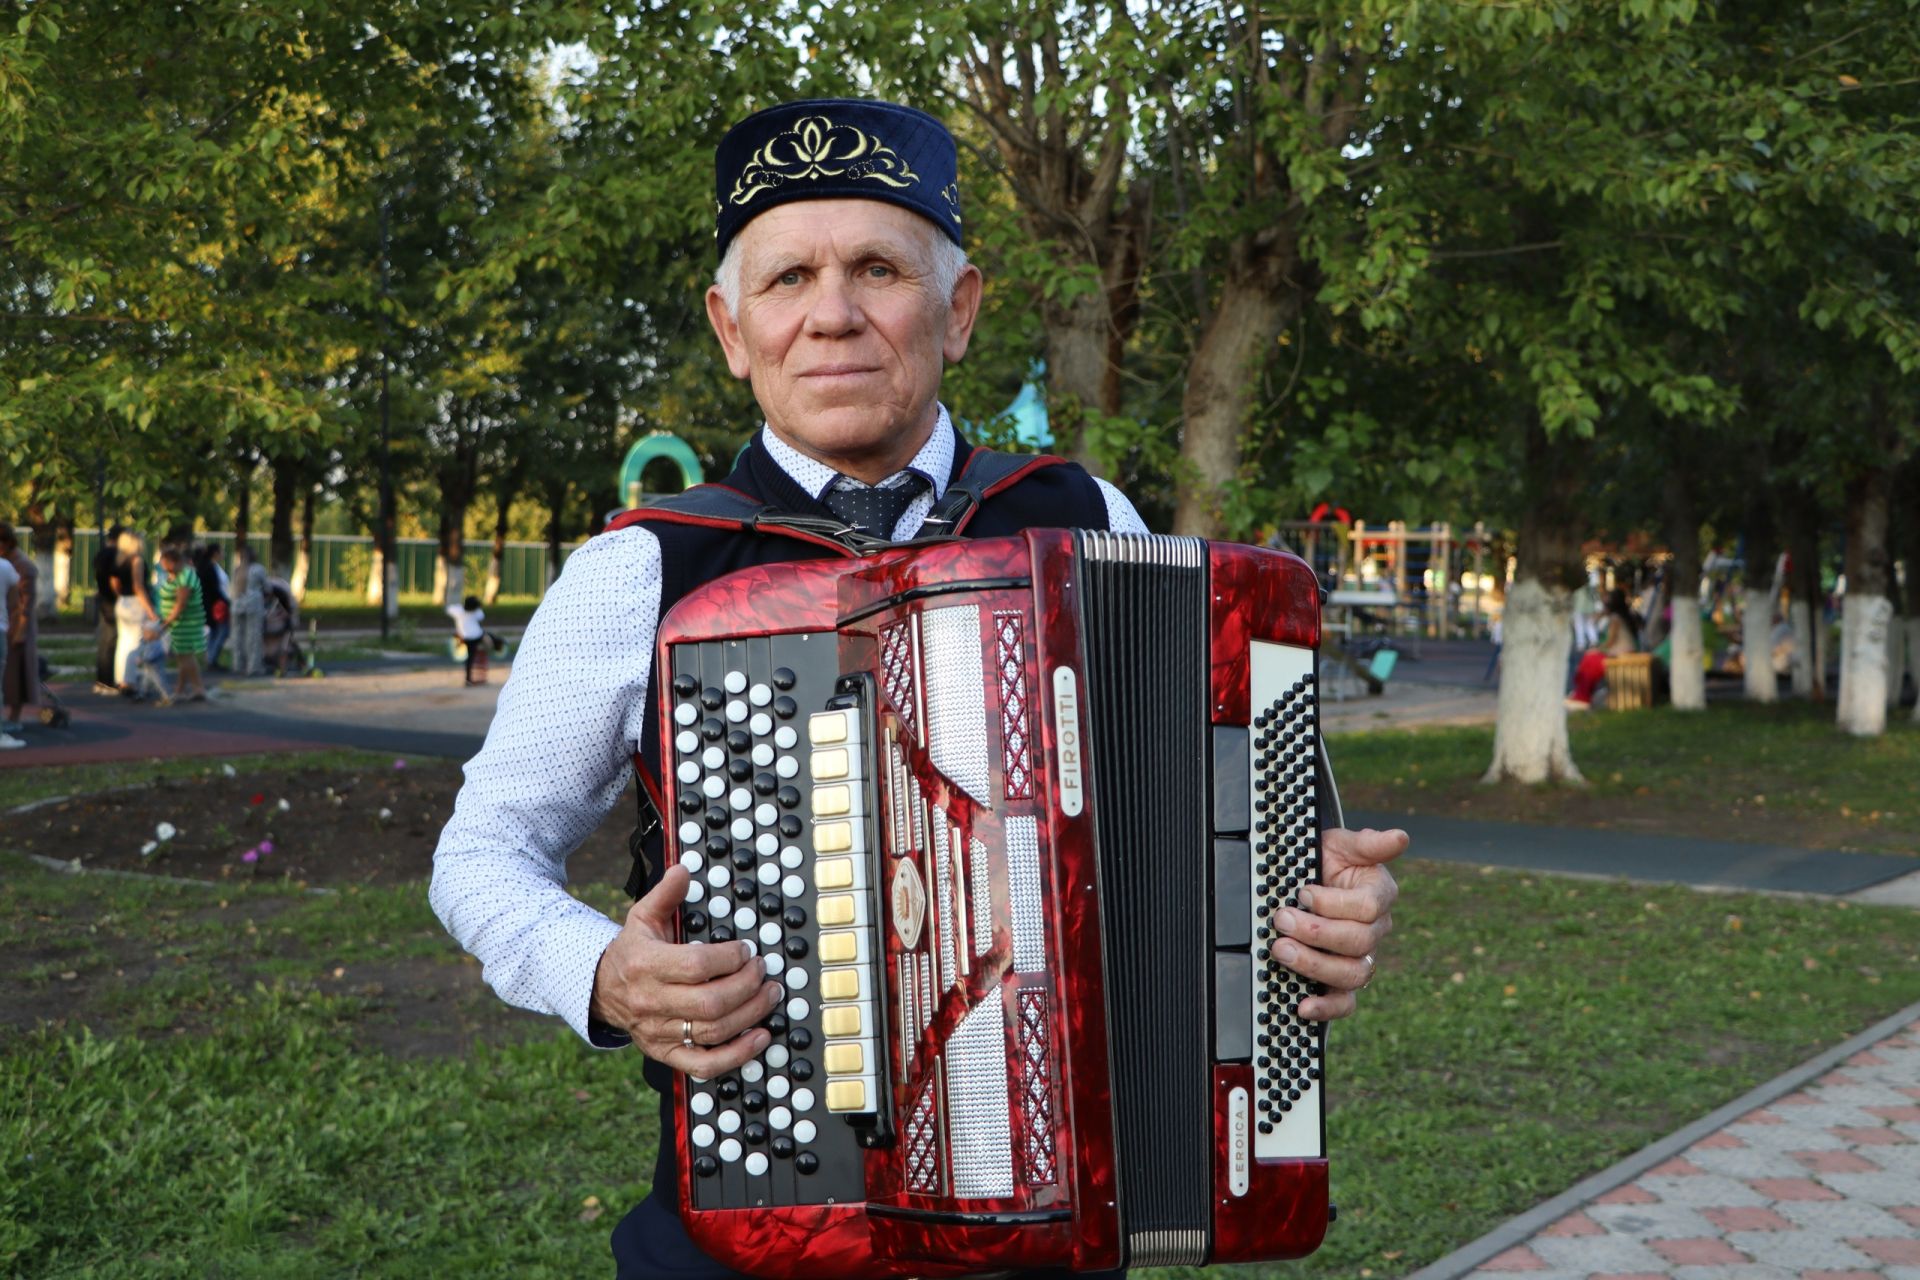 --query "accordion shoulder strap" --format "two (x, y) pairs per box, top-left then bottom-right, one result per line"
(921, 448), (1070, 536)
